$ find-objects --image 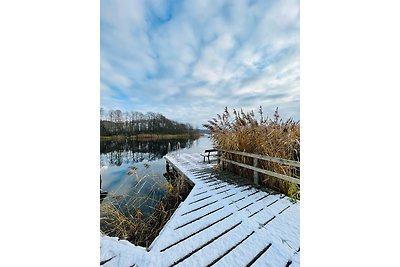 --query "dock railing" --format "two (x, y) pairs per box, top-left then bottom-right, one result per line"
(216, 148), (300, 186)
